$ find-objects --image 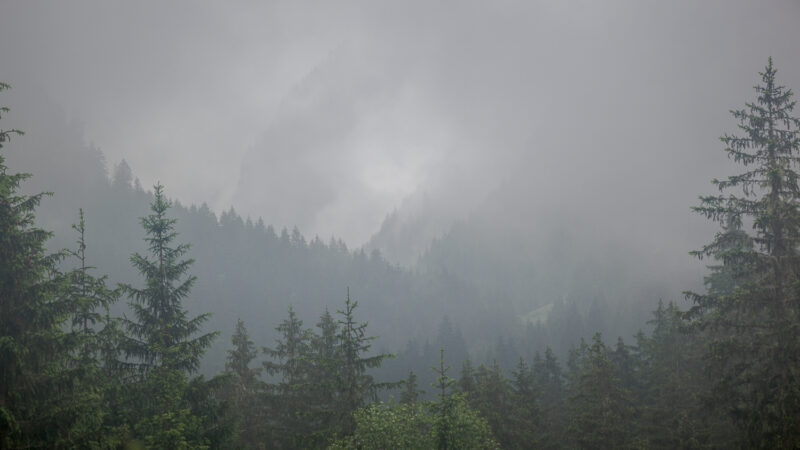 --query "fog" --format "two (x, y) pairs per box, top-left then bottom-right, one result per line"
(2, 1), (797, 251)
(4, 2), (800, 447)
